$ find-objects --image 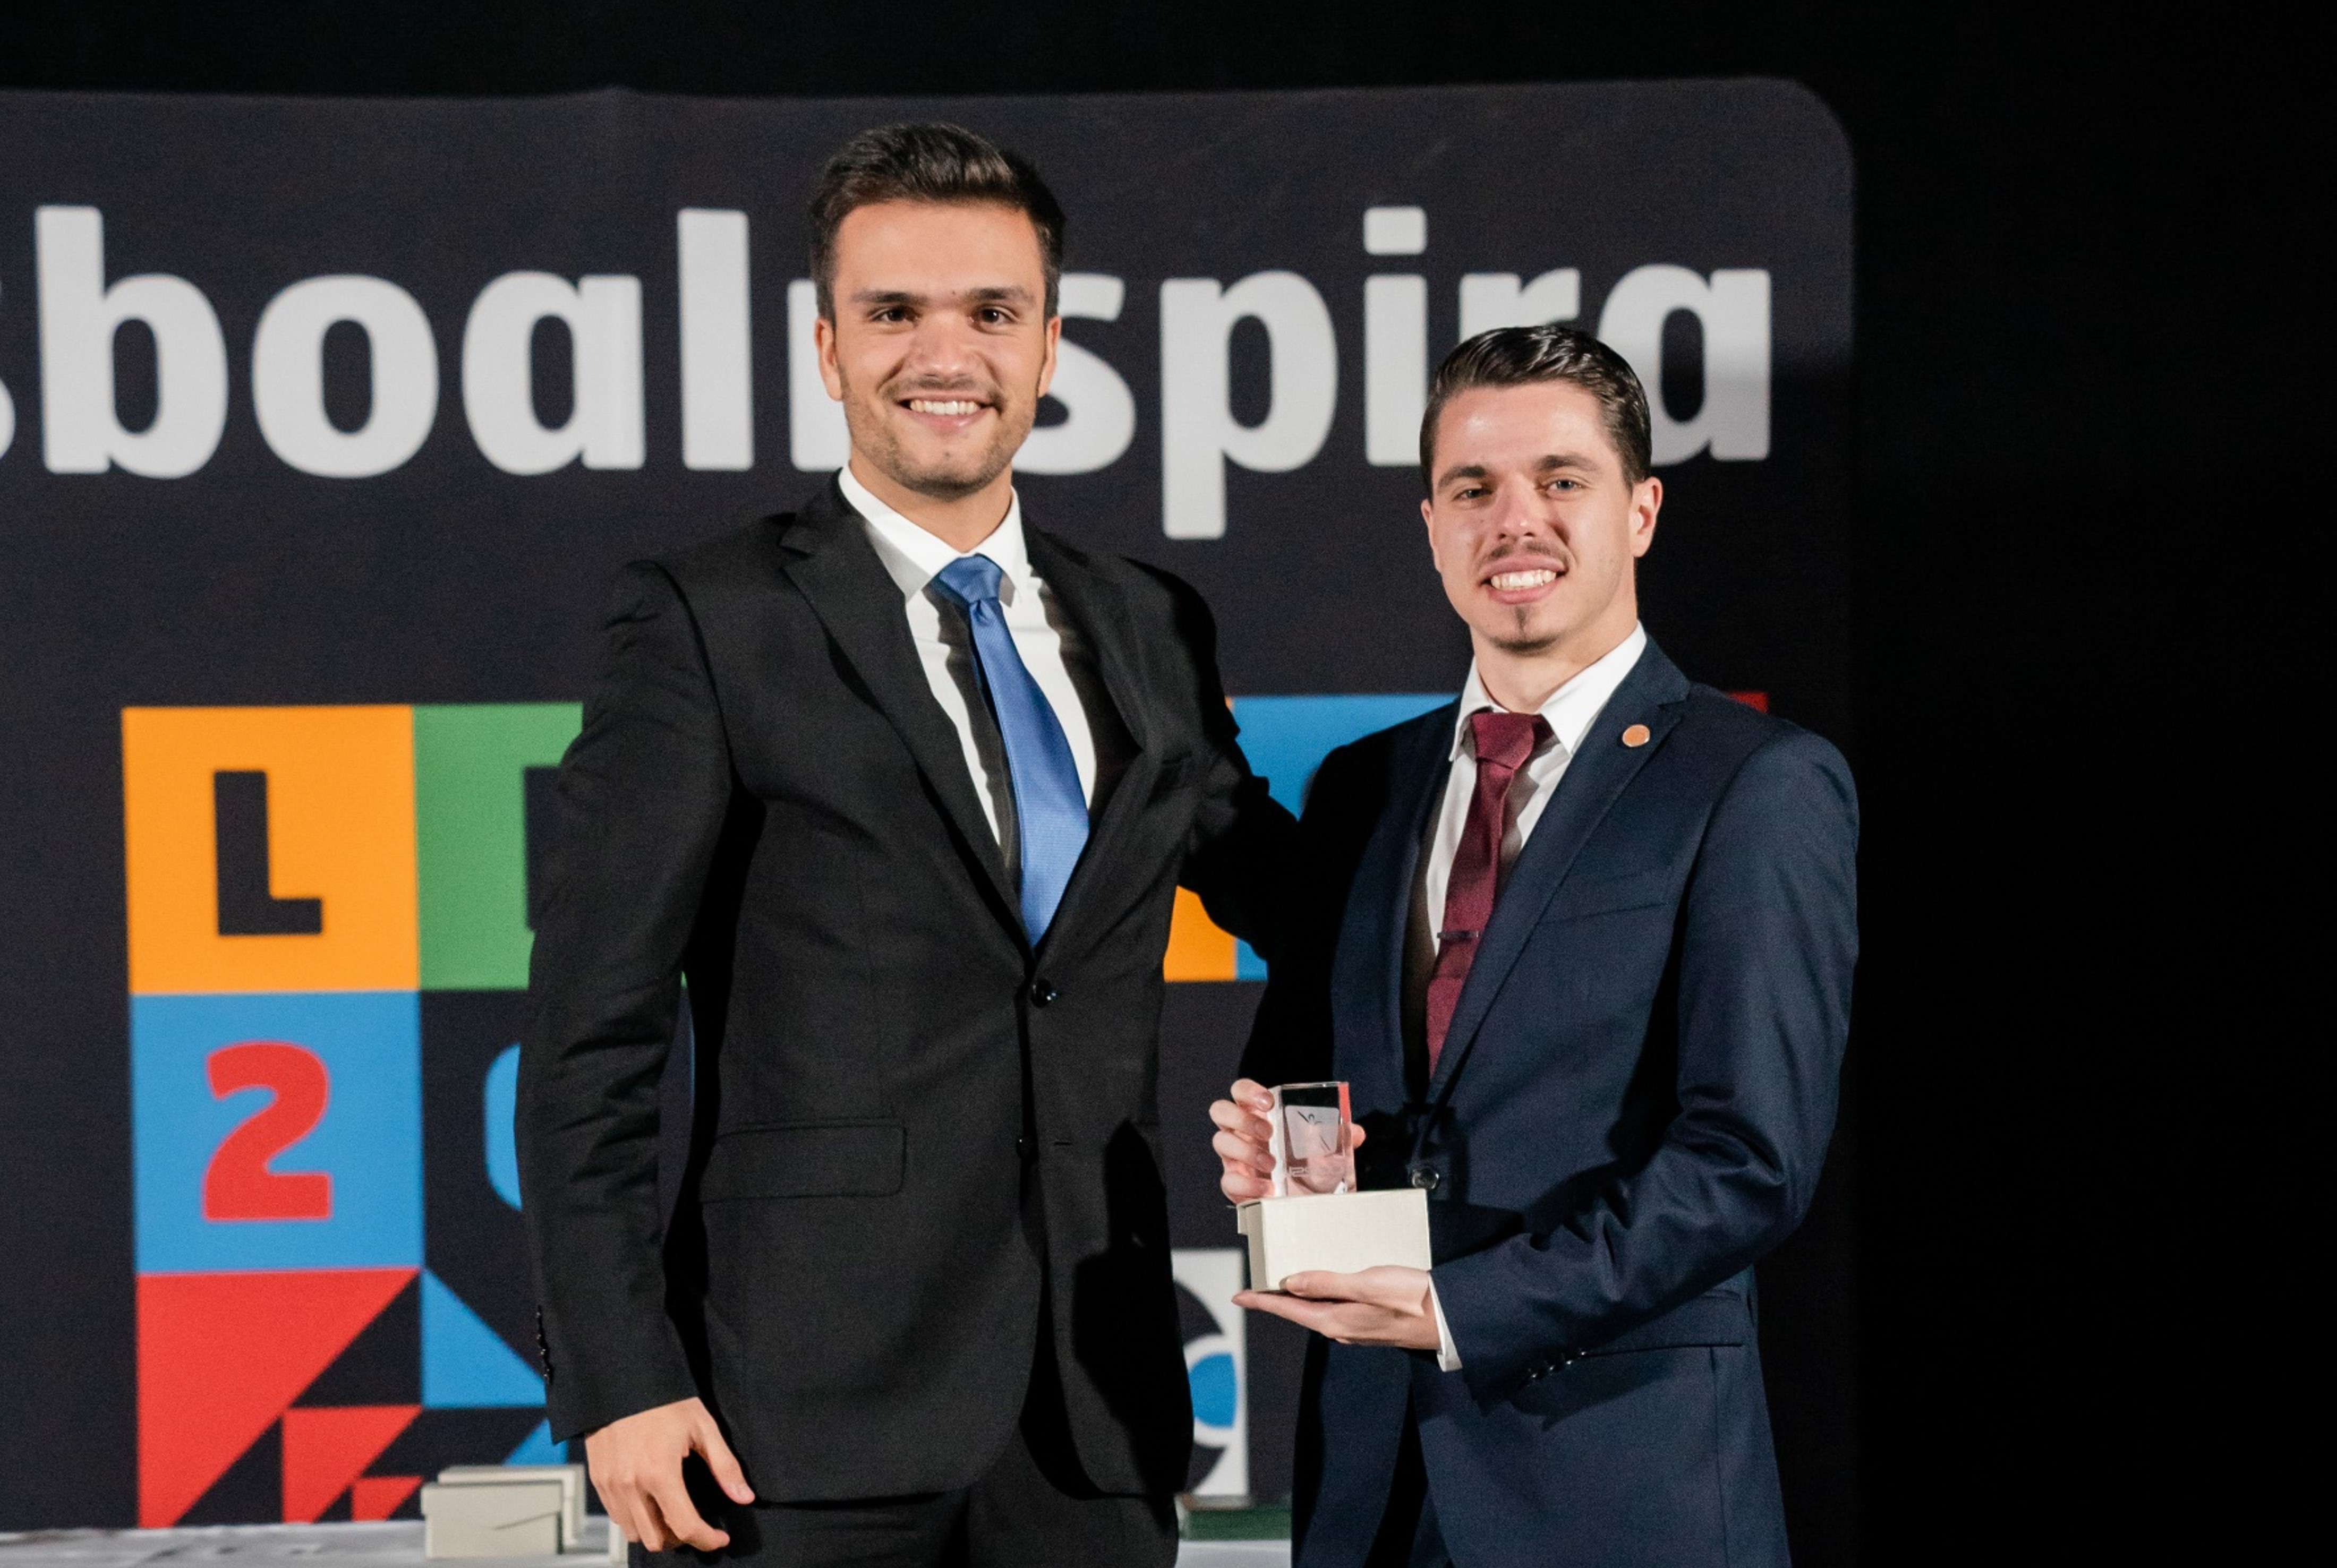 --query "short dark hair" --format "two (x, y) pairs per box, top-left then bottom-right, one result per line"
(808, 123), (1065, 319)
(1420, 324), (1653, 489)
